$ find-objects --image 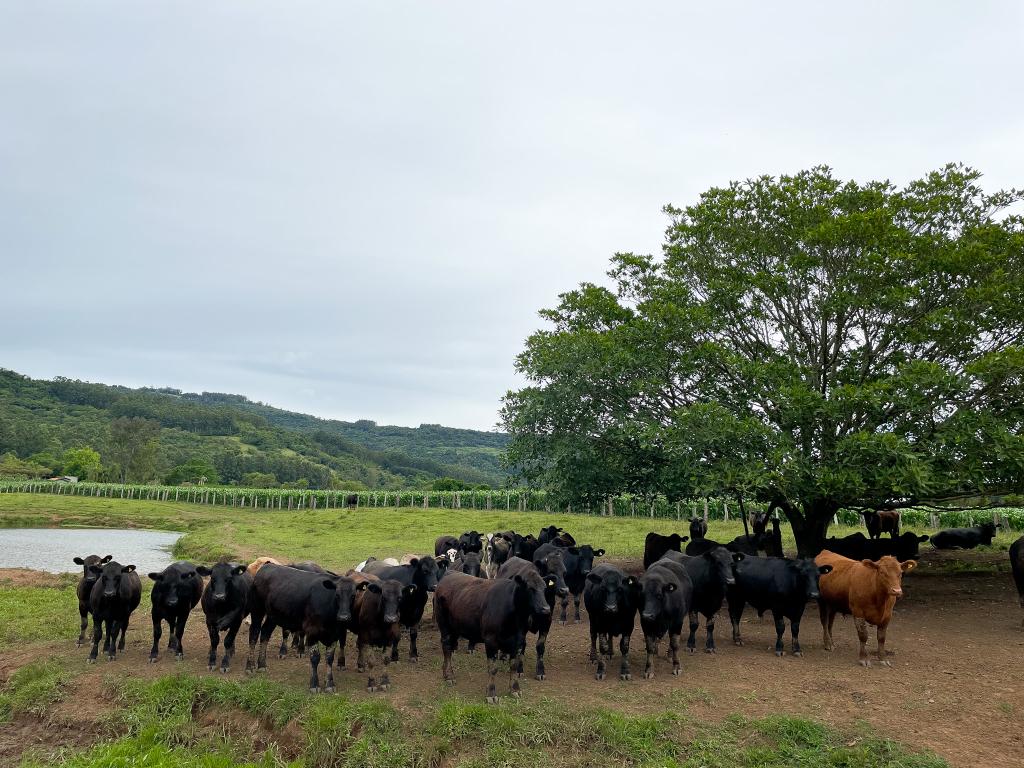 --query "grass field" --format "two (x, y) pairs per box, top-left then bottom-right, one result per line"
(1, 493), (1019, 766)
